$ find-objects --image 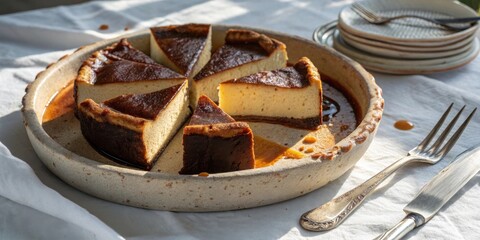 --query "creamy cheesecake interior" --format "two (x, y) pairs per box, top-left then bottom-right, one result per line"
(190, 37), (211, 80)
(219, 83), (320, 119)
(76, 78), (185, 105)
(142, 82), (190, 162)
